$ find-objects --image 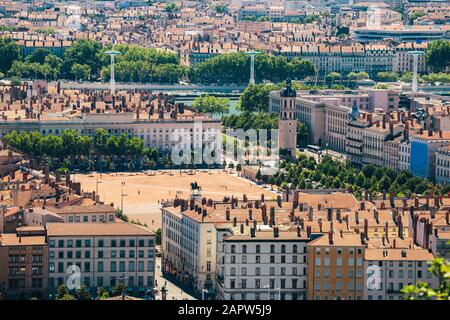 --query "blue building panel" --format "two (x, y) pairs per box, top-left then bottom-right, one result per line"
(410, 141), (429, 178)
